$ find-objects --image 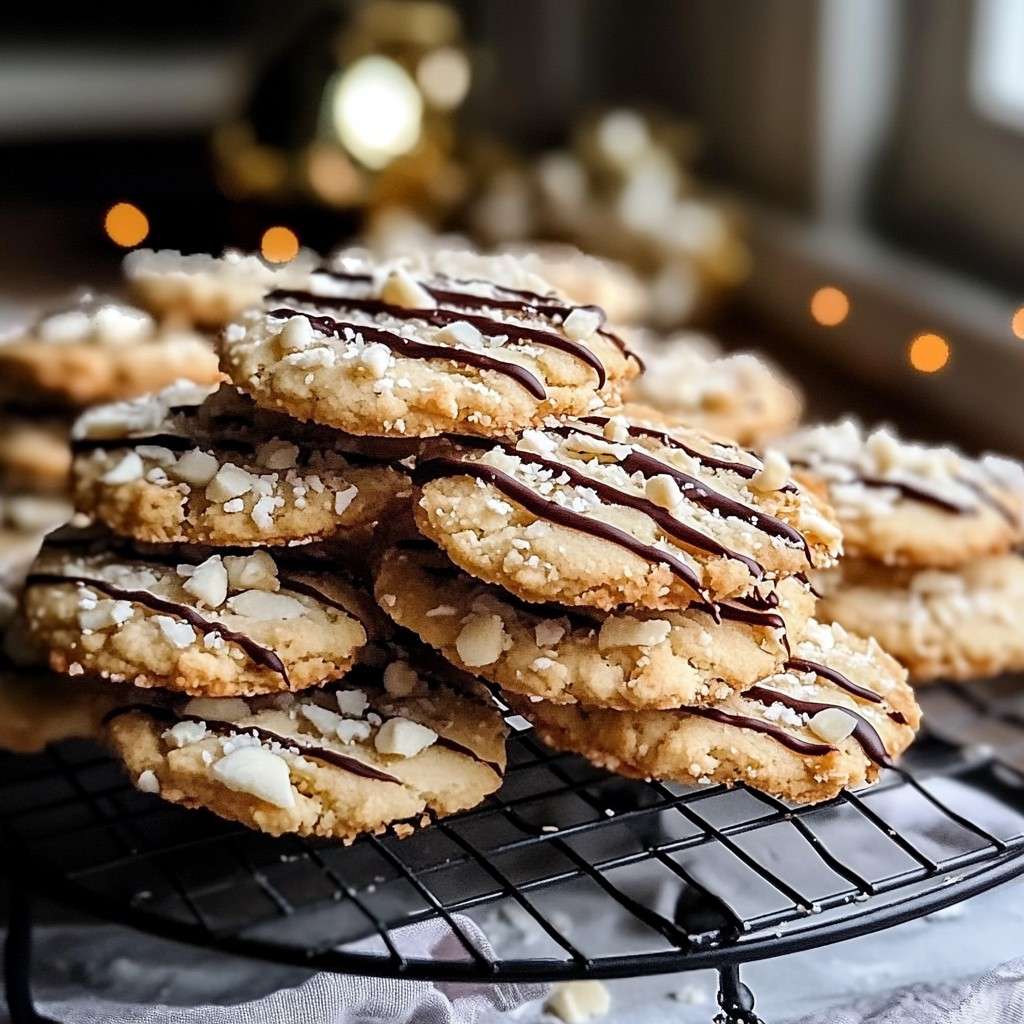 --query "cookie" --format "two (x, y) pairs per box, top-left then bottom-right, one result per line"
(0, 413), (72, 494)
(622, 331), (802, 445)
(71, 382), (413, 548)
(124, 248), (318, 328)
(217, 251), (641, 439)
(0, 294), (221, 407)
(102, 654), (507, 840)
(413, 414), (841, 611)
(816, 555), (1024, 684)
(778, 420), (1024, 567)
(517, 620), (919, 804)
(374, 542), (815, 709)
(22, 536), (375, 697)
